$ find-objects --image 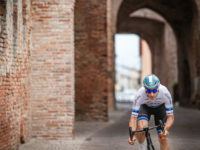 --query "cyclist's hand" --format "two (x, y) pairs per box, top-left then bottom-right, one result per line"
(164, 130), (169, 136)
(159, 130), (169, 139)
(128, 136), (136, 145)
